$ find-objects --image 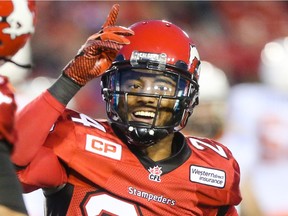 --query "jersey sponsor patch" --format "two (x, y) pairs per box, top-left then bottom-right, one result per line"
(190, 165), (226, 188)
(85, 134), (122, 160)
